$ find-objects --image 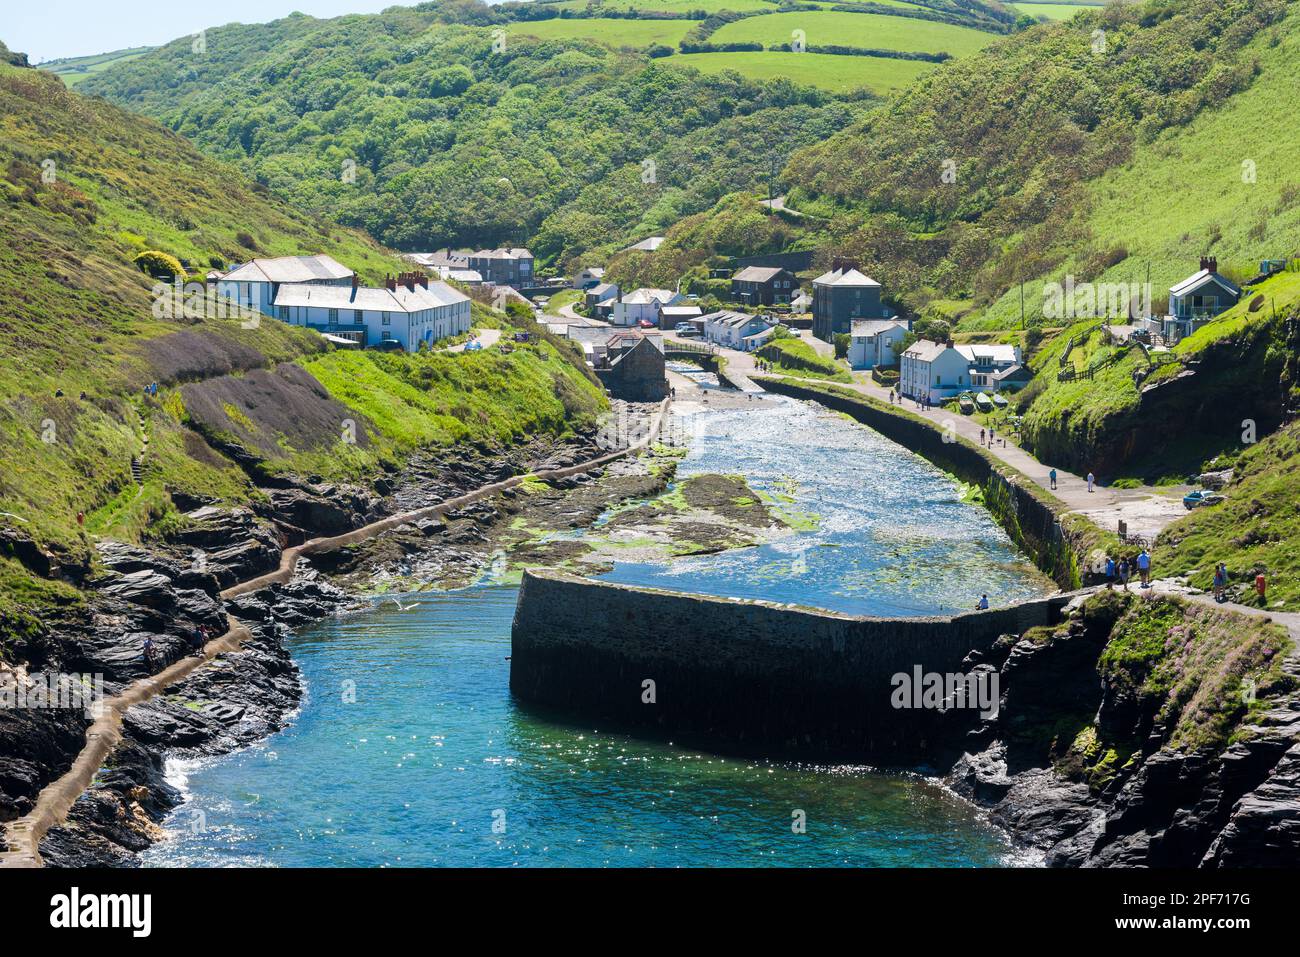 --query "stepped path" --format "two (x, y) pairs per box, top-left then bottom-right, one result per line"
(697, 333), (1188, 543)
(0, 401), (670, 868)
